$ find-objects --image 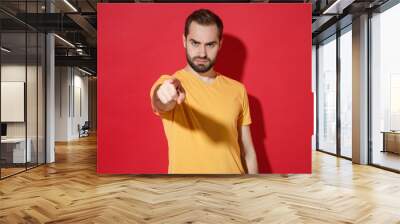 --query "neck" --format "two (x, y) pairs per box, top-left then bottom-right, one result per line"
(184, 65), (216, 79)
